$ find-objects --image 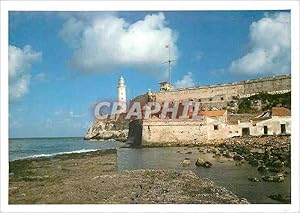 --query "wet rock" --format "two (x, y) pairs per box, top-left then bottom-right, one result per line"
(223, 151), (233, 158)
(268, 167), (282, 173)
(195, 158), (205, 166)
(262, 174), (284, 182)
(272, 160), (284, 168)
(258, 165), (268, 173)
(233, 154), (244, 161)
(268, 194), (291, 203)
(195, 158), (213, 168)
(181, 159), (191, 166)
(248, 177), (260, 182)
